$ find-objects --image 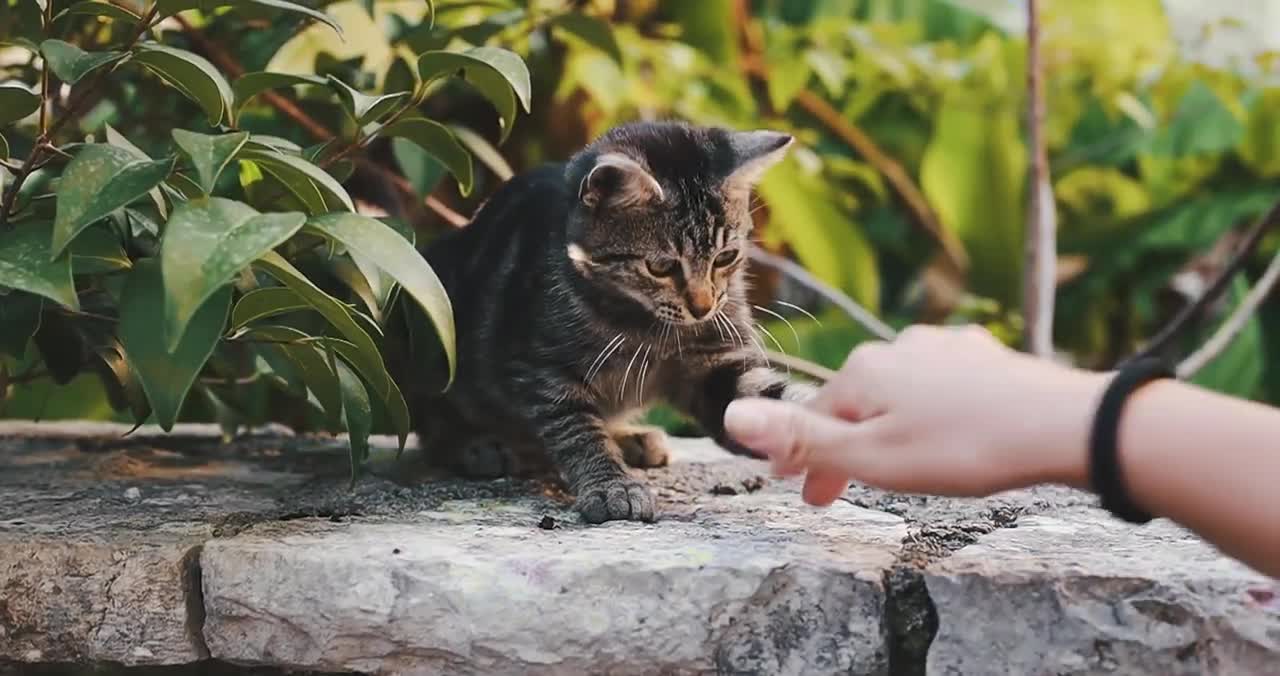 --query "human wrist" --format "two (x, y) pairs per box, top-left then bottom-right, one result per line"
(1006, 362), (1109, 490)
